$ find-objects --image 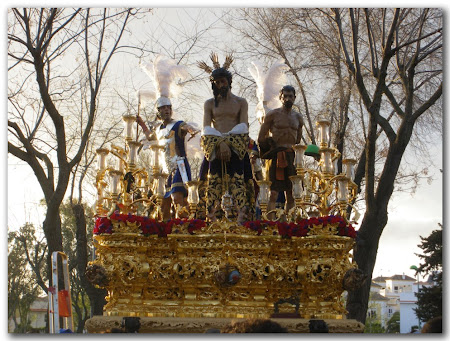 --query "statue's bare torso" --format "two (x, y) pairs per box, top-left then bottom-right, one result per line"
(259, 107), (304, 148)
(203, 93), (248, 133)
